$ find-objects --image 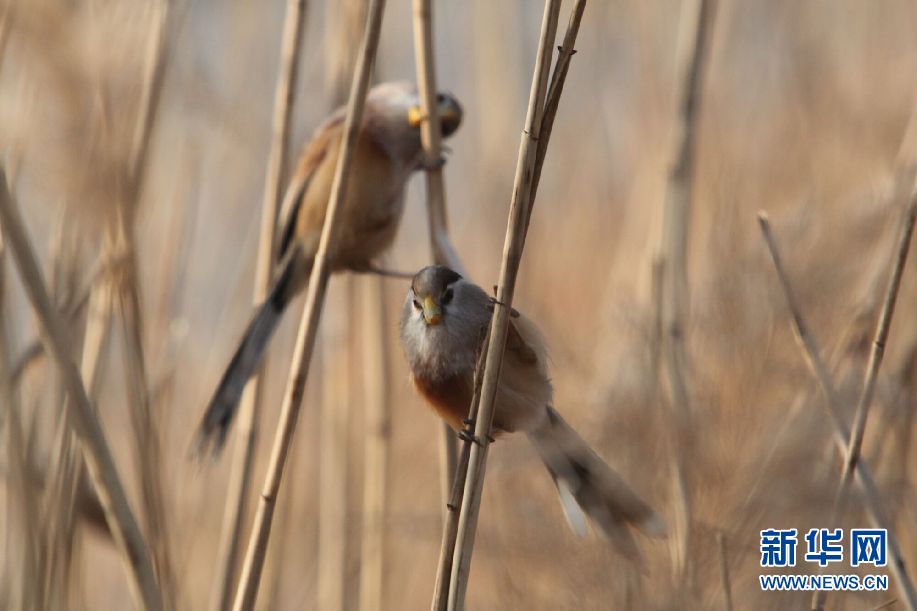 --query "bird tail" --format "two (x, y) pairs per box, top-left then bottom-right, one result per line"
(193, 249), (304, 459)
(527, 406), (666, 568)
